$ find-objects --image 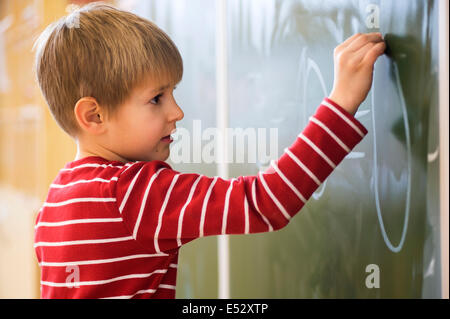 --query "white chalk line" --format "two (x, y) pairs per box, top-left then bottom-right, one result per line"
(371, 61), (411, 253)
